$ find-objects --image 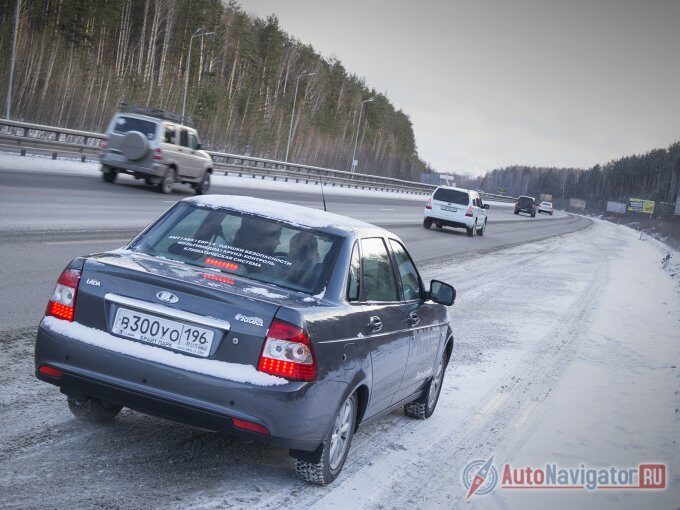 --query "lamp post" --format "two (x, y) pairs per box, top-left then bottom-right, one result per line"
(284, 71), (315, 162)
(349, 97), (374, 173)
(182, 28), (214, 120)
(5, 0), (21, 119)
